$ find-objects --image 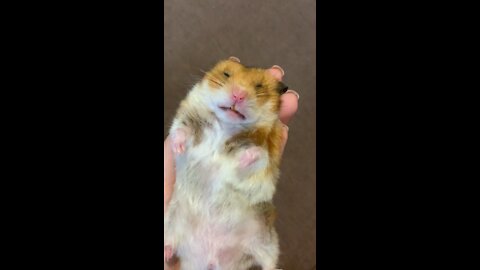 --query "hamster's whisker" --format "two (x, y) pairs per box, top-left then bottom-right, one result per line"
(206, 77), (224, 87)
(209, 80), (223, 87)
(200, 70), (225, 81)
(203, 73), (225, 87)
